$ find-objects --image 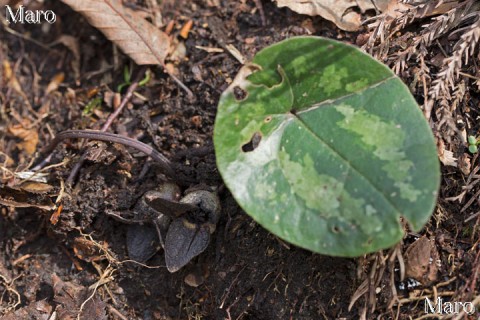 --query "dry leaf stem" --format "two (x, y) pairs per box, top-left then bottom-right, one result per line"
(42, 129), (174, 178)
(65, 67), (149, 183)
